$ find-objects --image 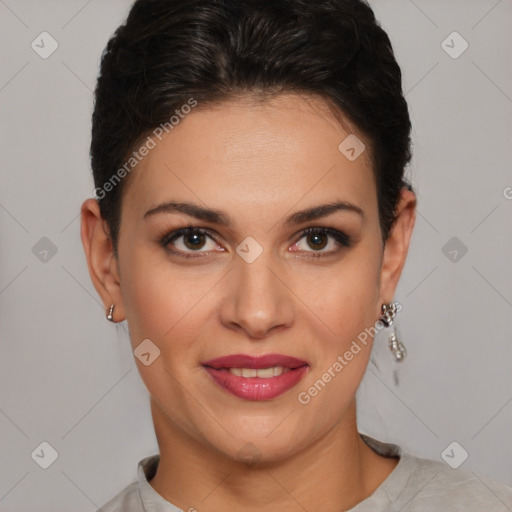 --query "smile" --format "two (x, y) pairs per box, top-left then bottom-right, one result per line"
(202, 353), (310, 401)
